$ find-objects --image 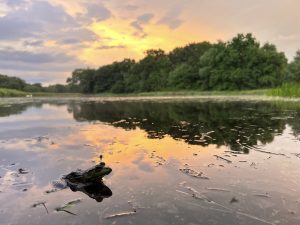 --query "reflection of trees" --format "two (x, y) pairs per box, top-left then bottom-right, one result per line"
(70, 101), (291, 153)
(2, 100), (300, 153)
(0, 102), (43, 117)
